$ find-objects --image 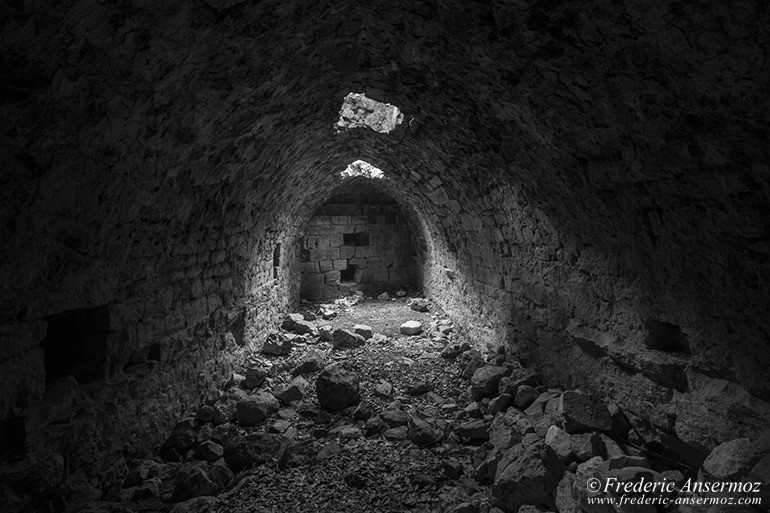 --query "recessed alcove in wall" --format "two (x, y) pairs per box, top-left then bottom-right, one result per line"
(39, 306), (111, 385)
(298, 180), (420, 300)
